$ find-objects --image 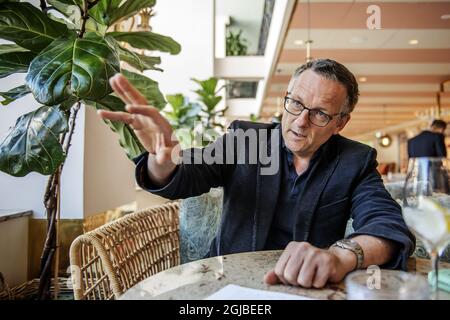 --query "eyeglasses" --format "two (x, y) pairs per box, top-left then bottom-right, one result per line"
(283, 95), (346, 127)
